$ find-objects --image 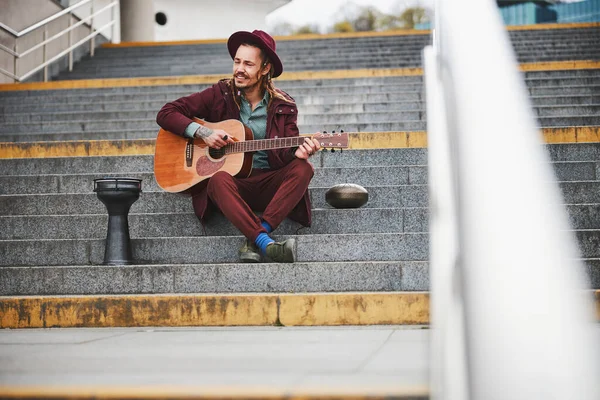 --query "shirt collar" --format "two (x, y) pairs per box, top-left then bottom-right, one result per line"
(242, 90), (270, 107)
